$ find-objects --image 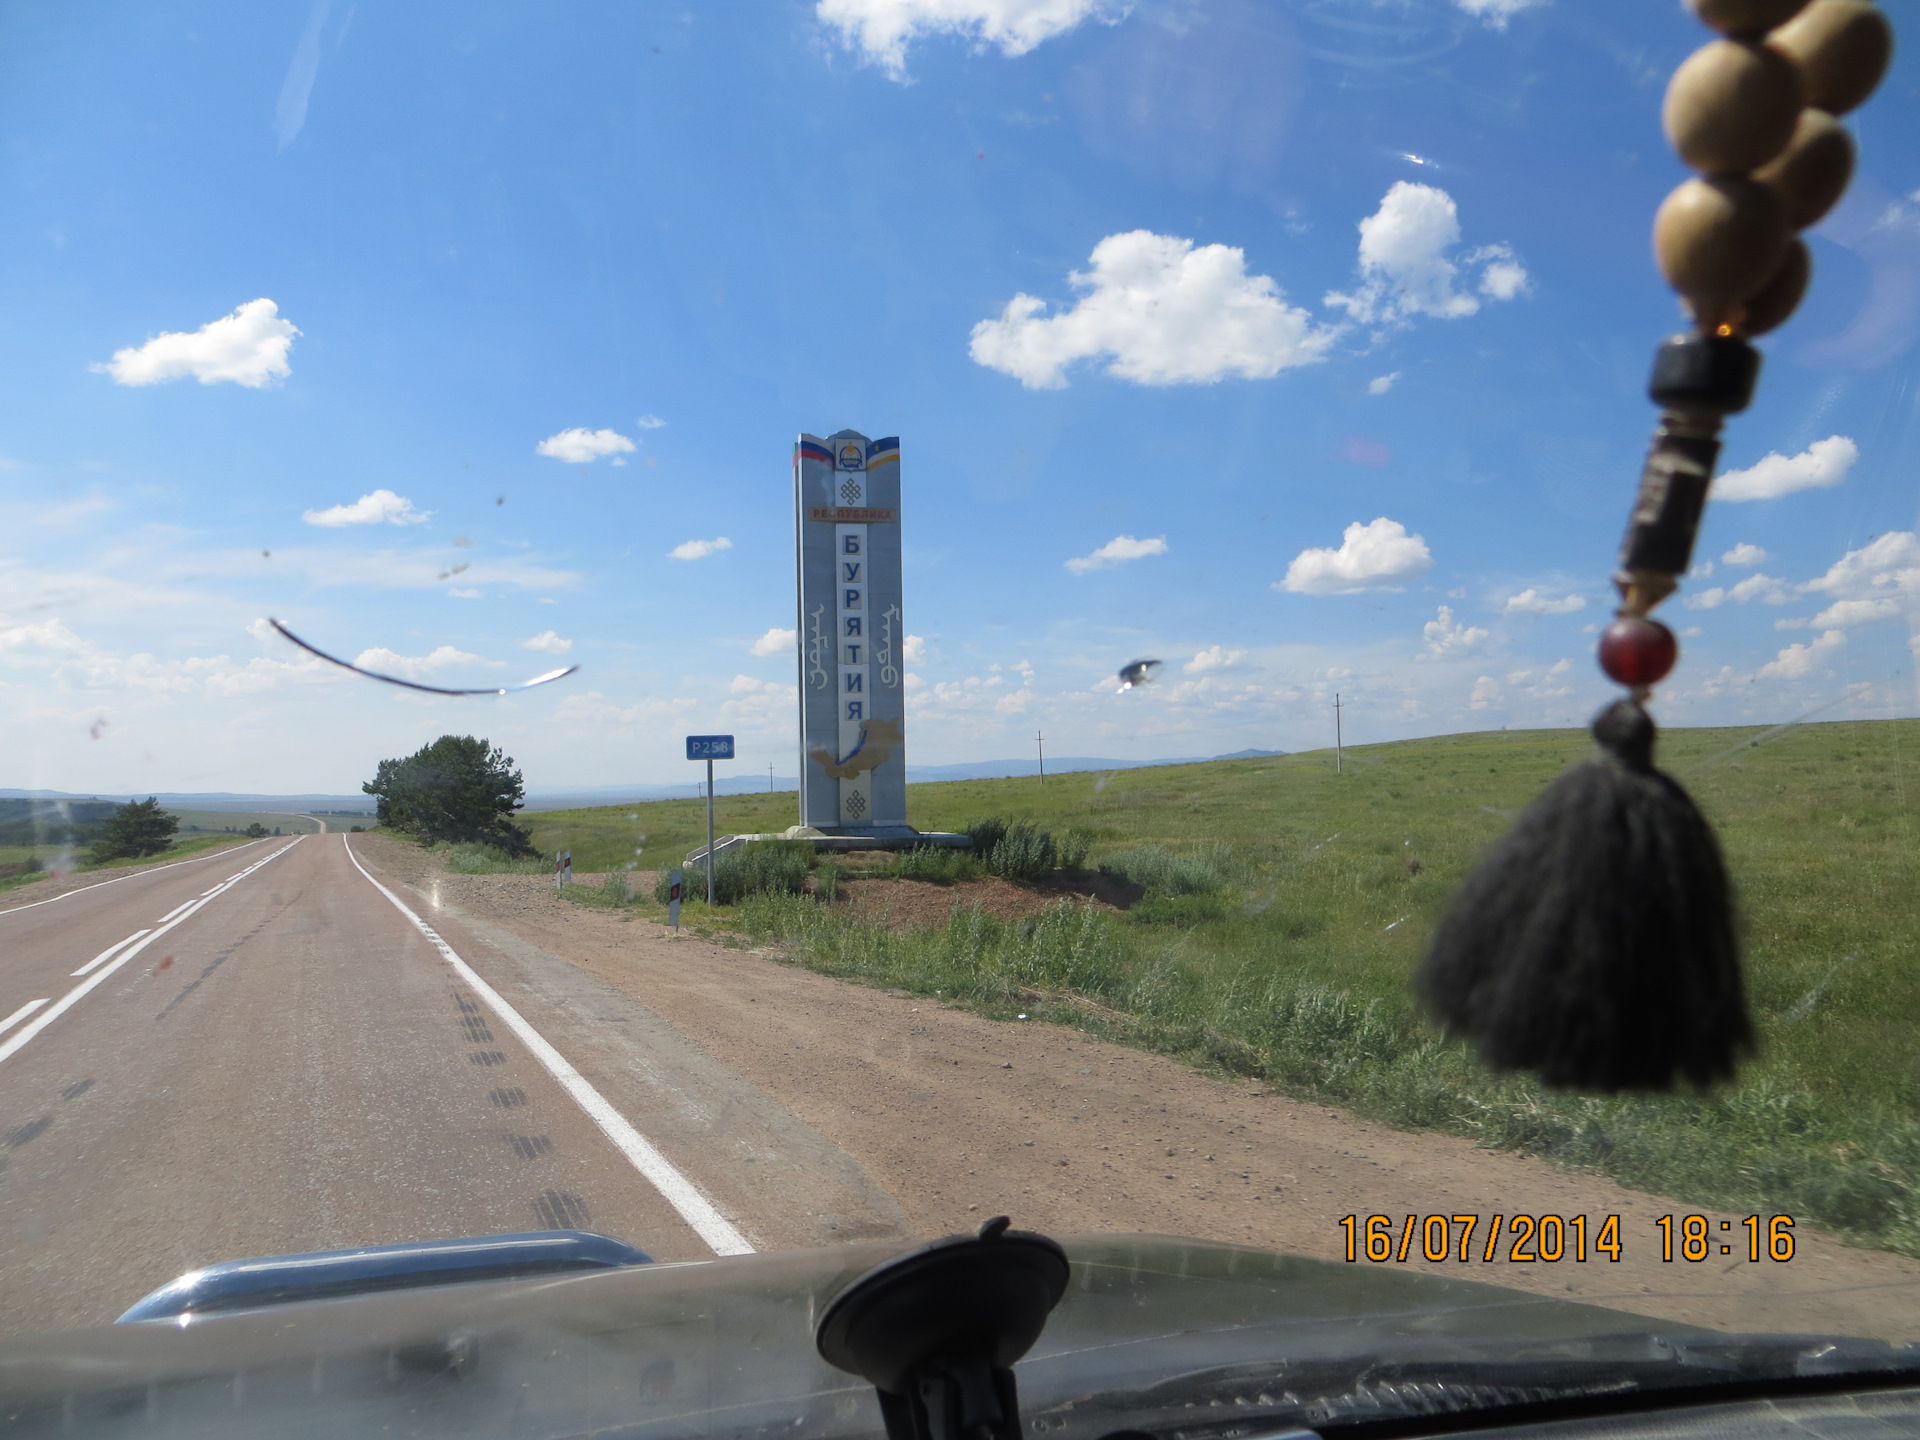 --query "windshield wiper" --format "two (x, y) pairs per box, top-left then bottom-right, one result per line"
(1034, 1332), (1920, 1440)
